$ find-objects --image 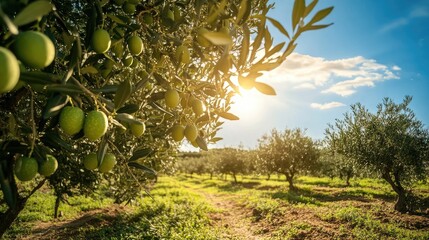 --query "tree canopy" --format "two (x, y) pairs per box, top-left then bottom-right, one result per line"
(0, 0), (333, 235)
(325, 96), (429, 212)
(258, 128), (319, 190)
